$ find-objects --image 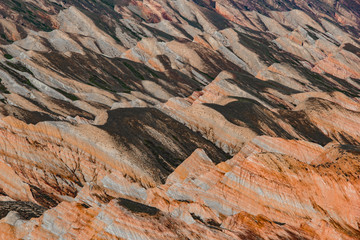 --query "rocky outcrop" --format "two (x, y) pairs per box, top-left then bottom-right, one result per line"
(0, 0), (359, 239)
(2, 143), (359, 239)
